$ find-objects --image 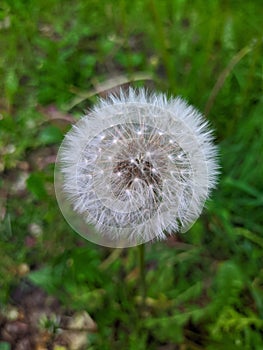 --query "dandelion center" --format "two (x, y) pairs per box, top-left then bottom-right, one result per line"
(113, 155), (161, 190)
